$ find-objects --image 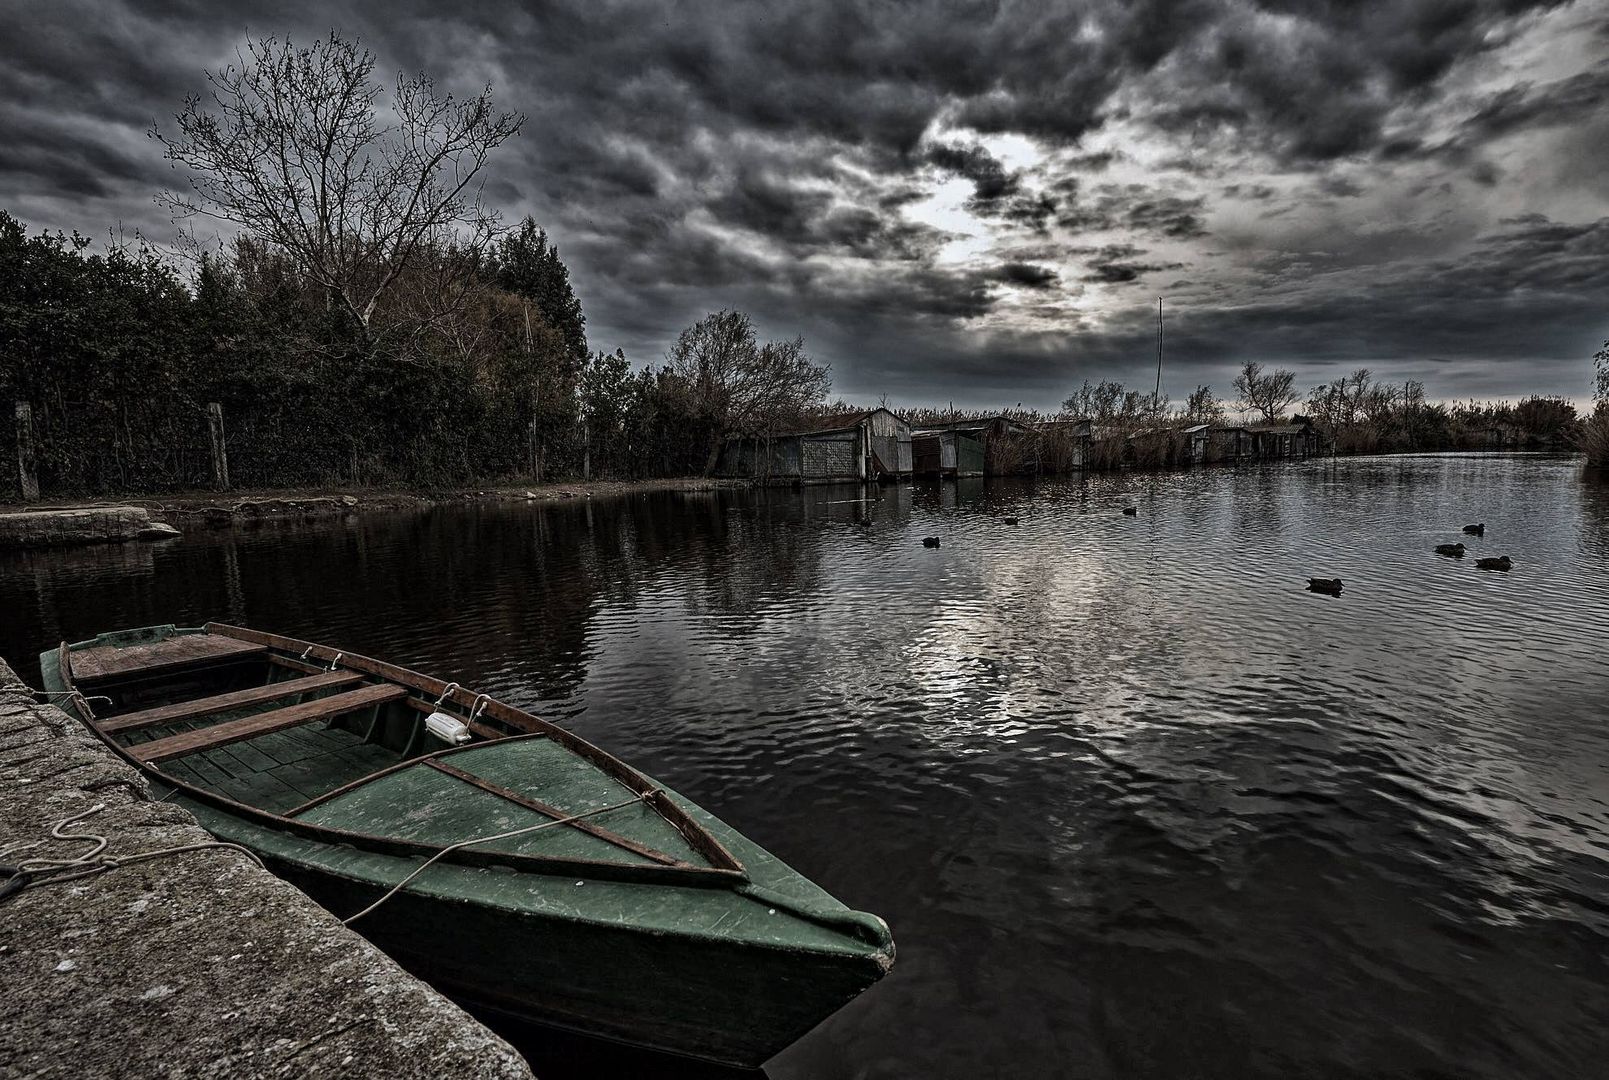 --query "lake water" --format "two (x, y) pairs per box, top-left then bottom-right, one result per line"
(4, 453), (1608, 1079)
